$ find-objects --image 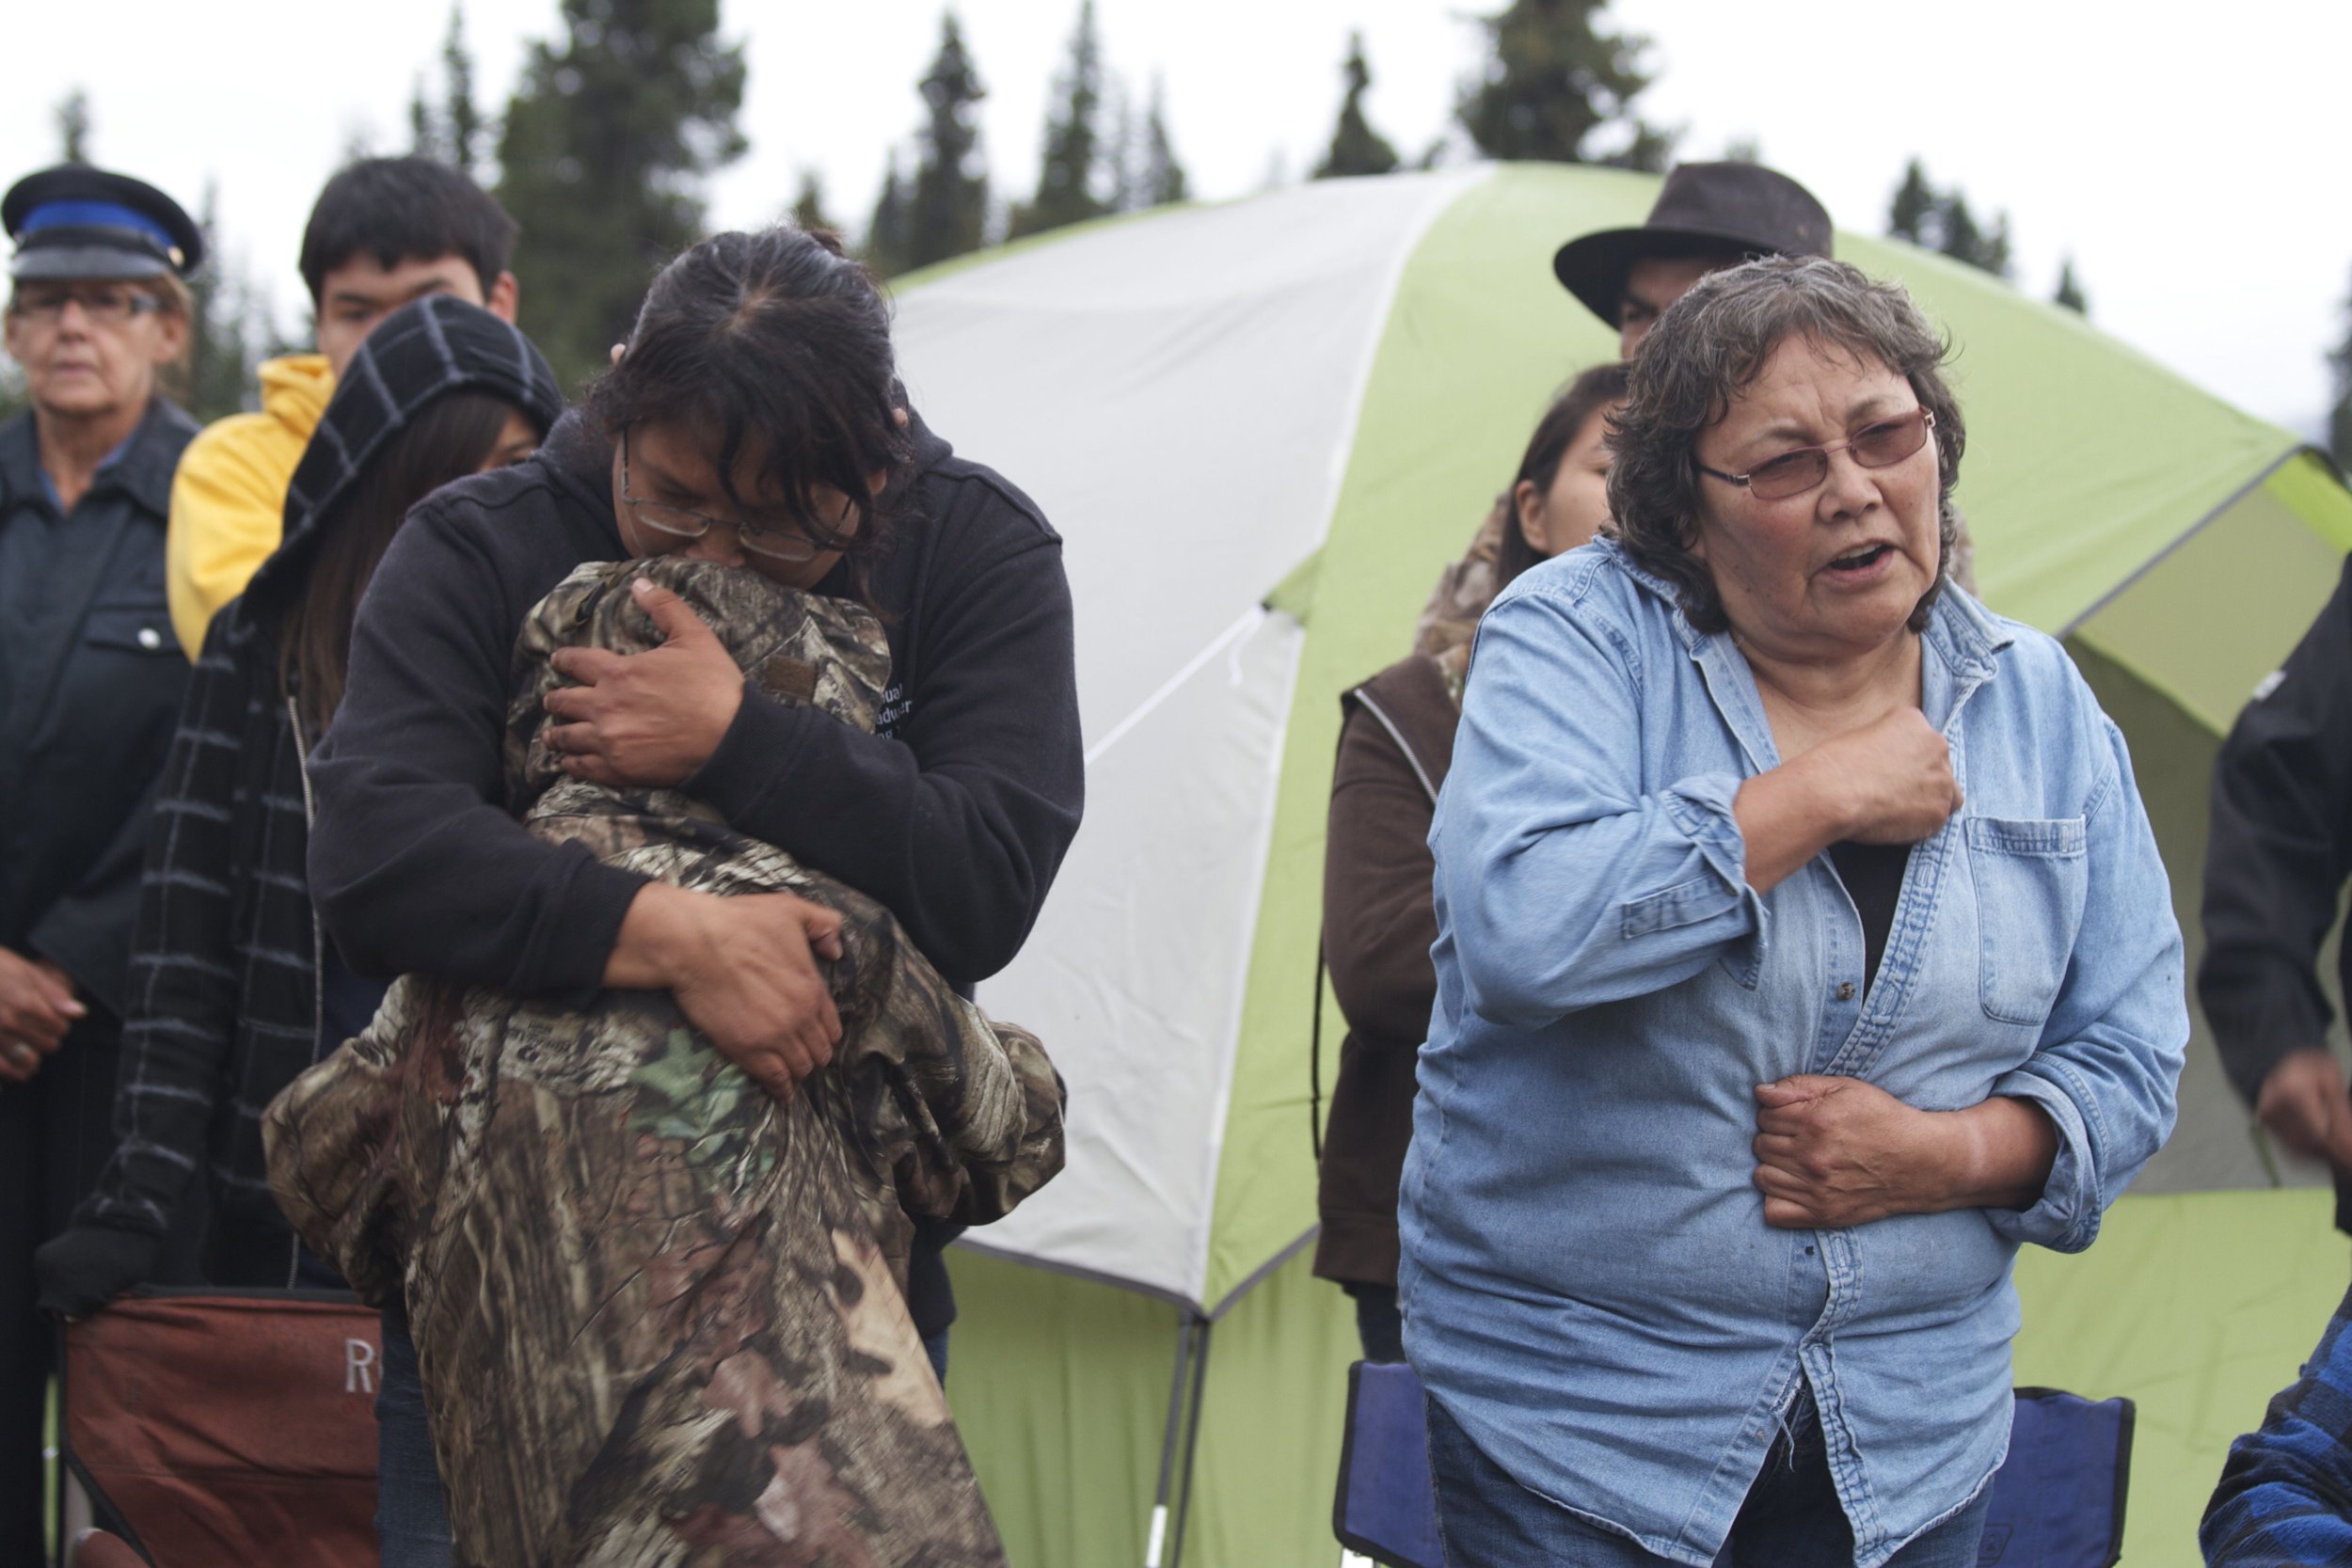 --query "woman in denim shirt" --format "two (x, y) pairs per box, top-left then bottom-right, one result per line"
(1398, 256), (2185, 1568)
